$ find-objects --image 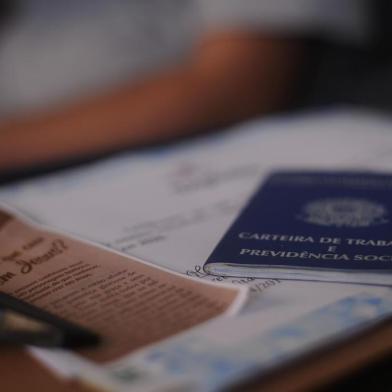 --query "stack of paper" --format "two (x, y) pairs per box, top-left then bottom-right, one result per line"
(0, 109), (391, 391)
